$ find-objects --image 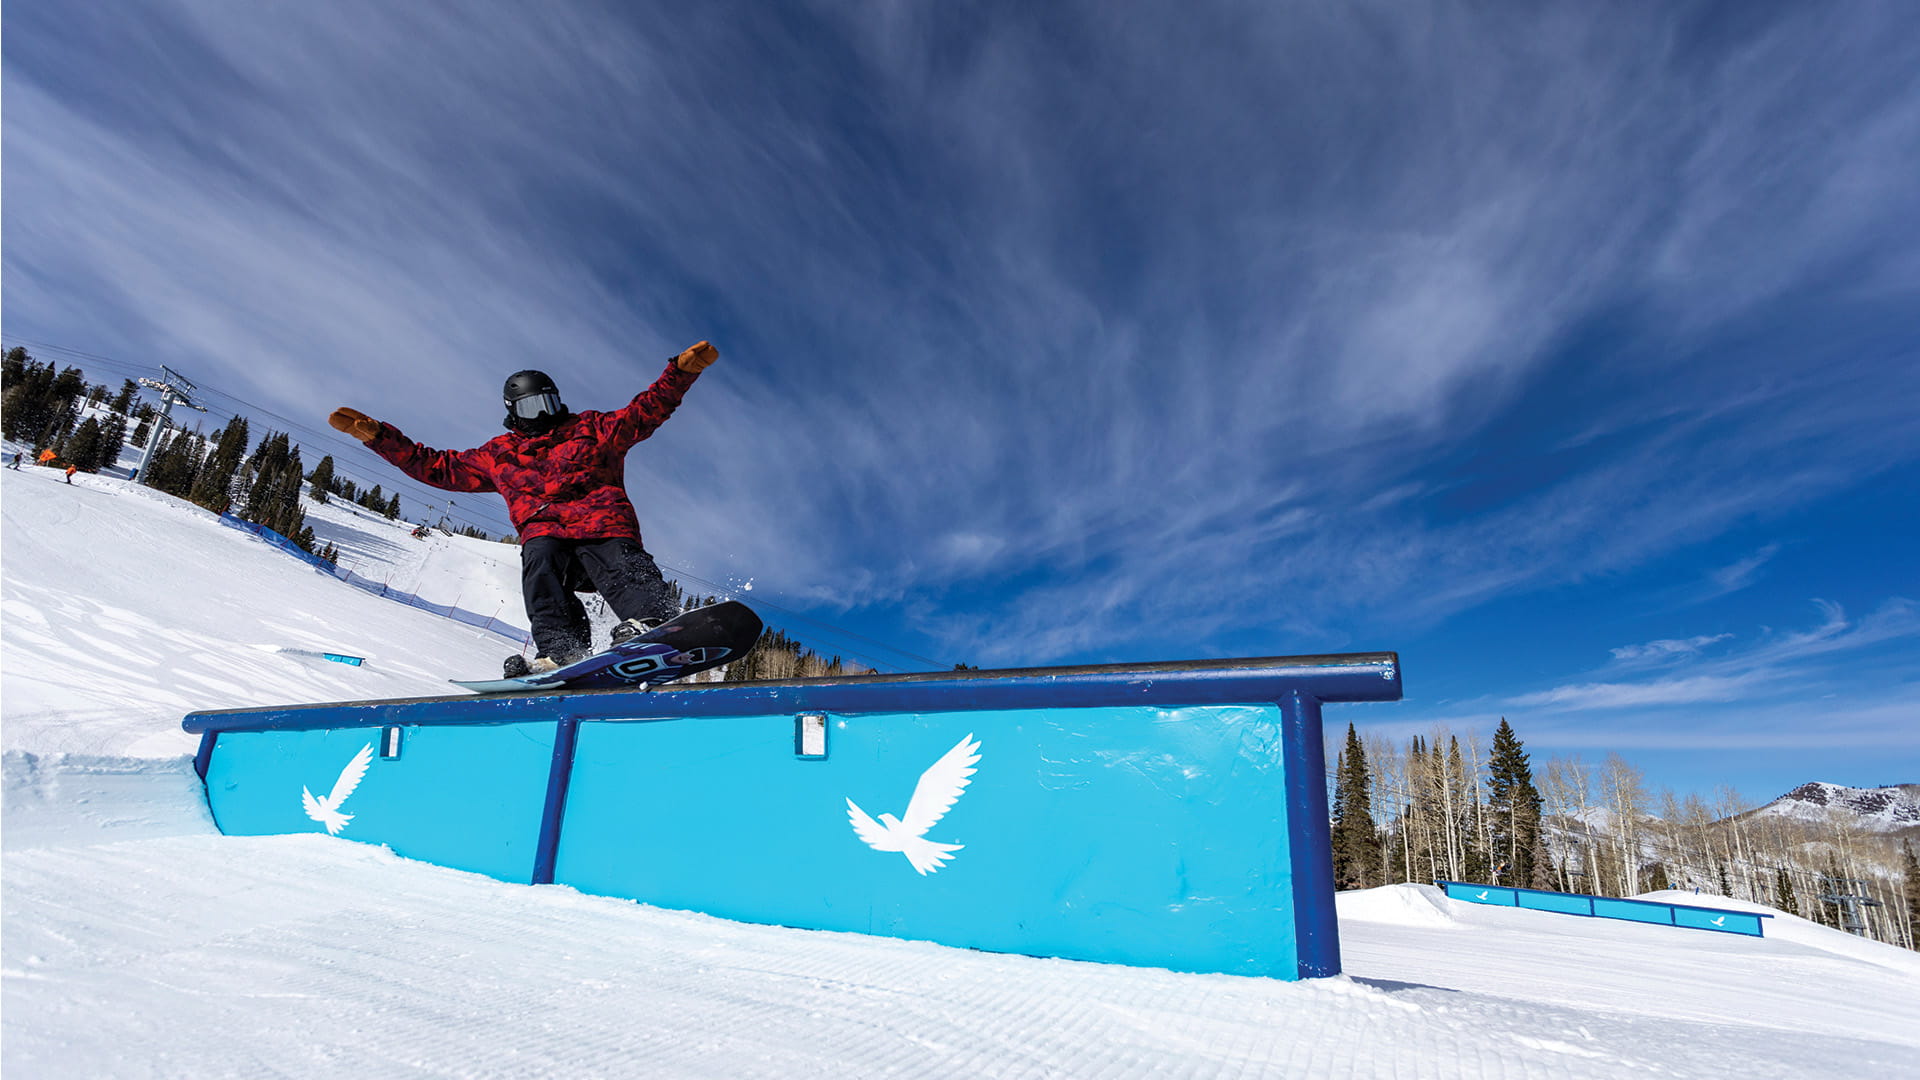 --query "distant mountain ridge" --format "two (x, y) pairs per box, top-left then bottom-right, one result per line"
(1749, 781), (1920, 833)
